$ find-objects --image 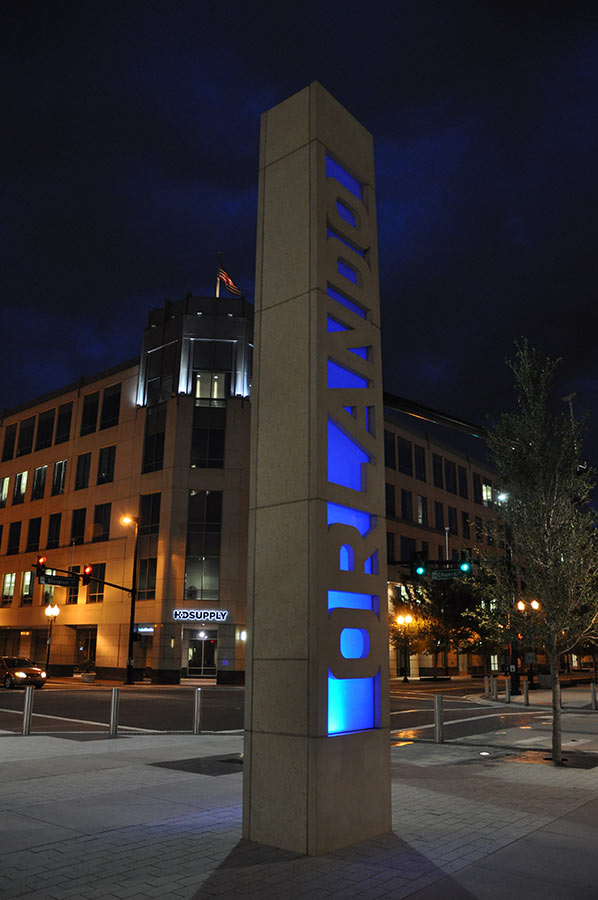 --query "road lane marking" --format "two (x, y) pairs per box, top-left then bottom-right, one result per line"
(391, 710), (548, 731)
(0, 707), (157, 732)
